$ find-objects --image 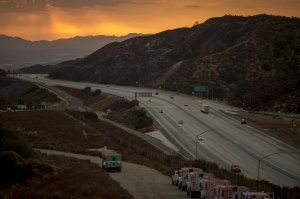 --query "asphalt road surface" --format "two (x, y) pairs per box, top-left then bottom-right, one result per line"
(37, 149), (187, 199)
(17, 74), (300, 187)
